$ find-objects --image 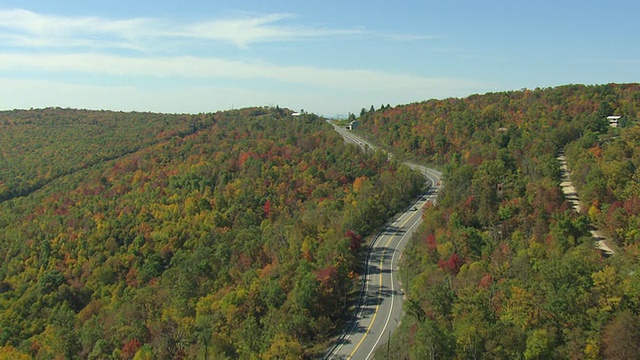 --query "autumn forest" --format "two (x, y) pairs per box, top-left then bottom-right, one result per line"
(0, 107), (424, 359)
(1, 83), (640, 359)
